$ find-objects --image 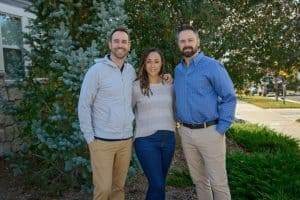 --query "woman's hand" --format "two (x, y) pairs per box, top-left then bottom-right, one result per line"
(162, 73), (173, 84)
